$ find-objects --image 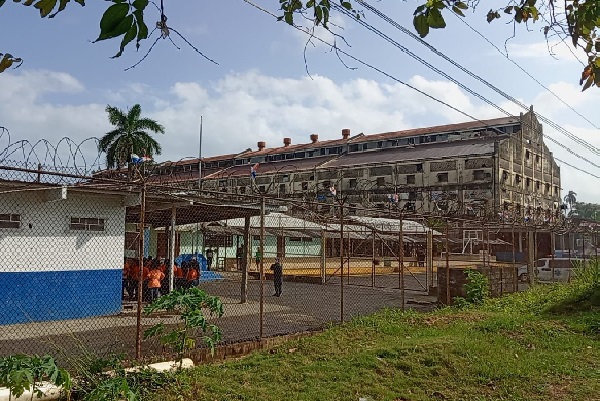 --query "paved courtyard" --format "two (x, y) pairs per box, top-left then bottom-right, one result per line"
(0, 274), (436, 363)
